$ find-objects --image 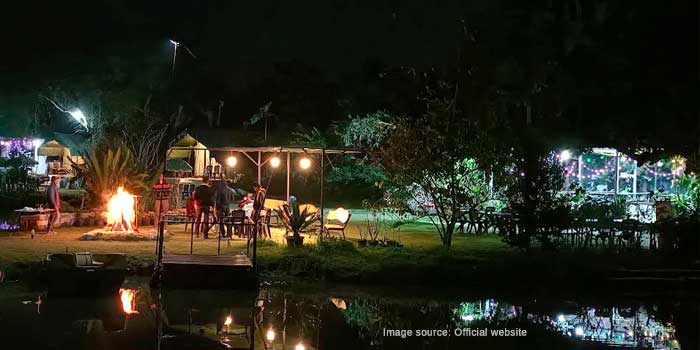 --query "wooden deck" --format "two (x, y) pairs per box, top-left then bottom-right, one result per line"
(162, 254), (252, 267)
(158, 254), (256, 289)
